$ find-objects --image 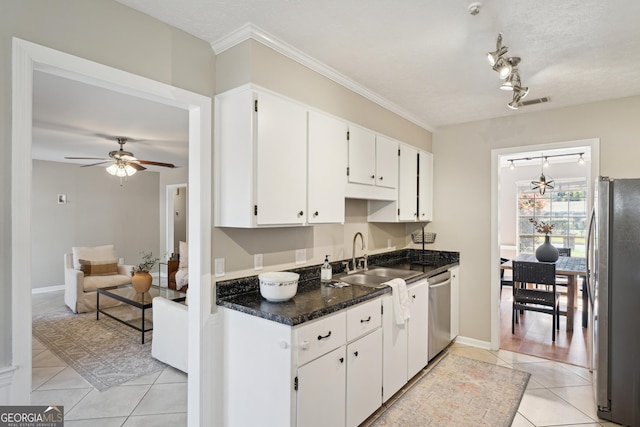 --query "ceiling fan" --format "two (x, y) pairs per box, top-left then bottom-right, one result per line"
(65, 137), (176, 178)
